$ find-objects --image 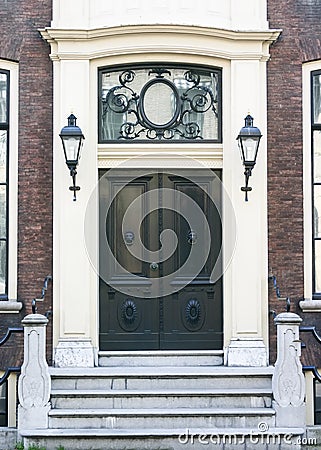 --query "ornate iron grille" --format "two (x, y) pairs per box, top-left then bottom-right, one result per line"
(99, 65), (221, 142)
